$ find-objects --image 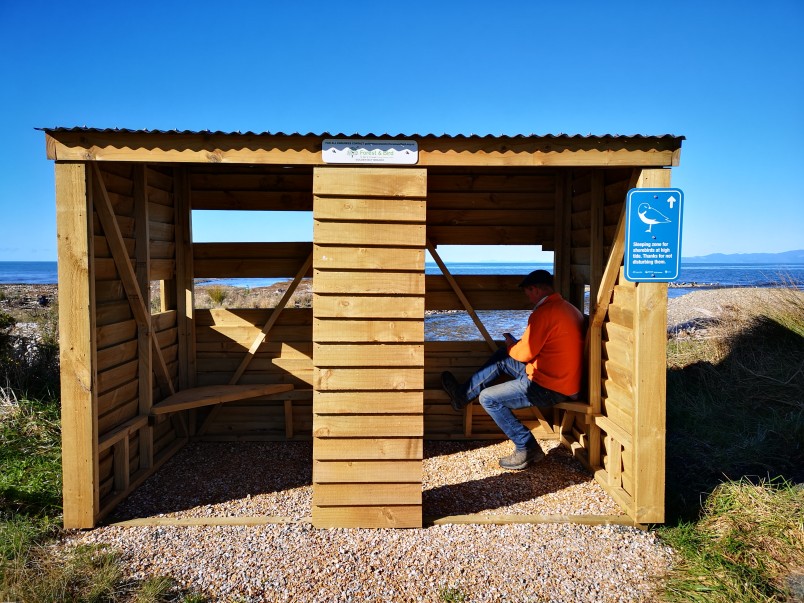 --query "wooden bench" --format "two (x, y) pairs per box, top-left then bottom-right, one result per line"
(554, 400), (593, 414)
(149, 383), (295, 416)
